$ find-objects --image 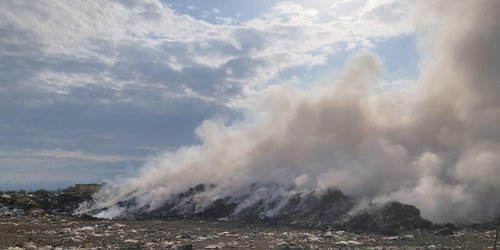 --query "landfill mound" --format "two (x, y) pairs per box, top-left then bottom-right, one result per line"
(87, 184), (433, 232)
